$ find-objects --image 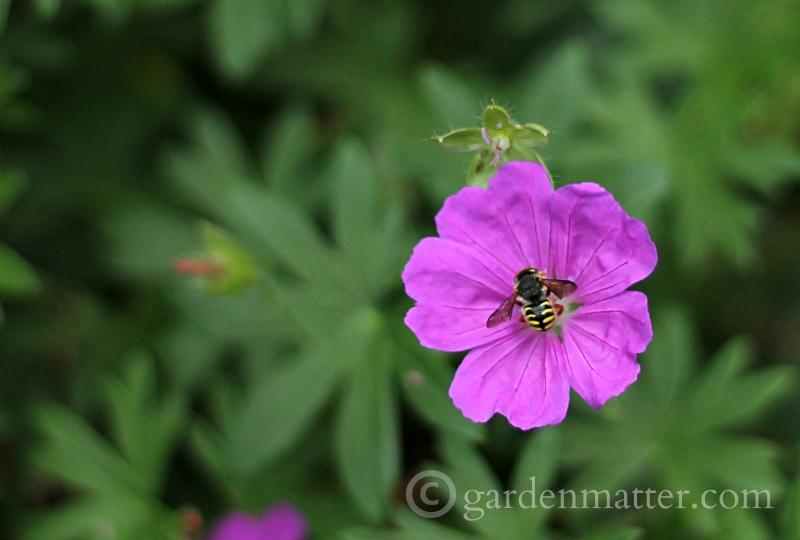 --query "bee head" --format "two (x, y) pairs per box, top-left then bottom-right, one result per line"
(515, 267), (541, 282)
